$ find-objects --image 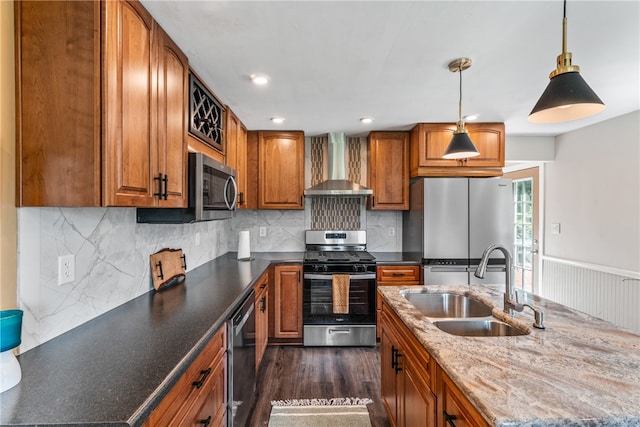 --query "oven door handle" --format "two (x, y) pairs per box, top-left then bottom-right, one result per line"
(304, 273), (377, 280)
